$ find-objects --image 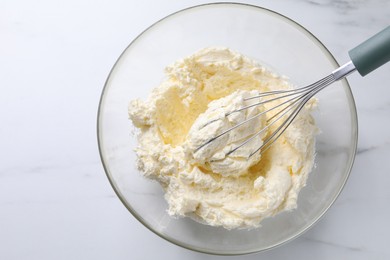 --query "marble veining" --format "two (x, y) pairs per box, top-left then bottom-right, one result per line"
(302, 236), (364, 252)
